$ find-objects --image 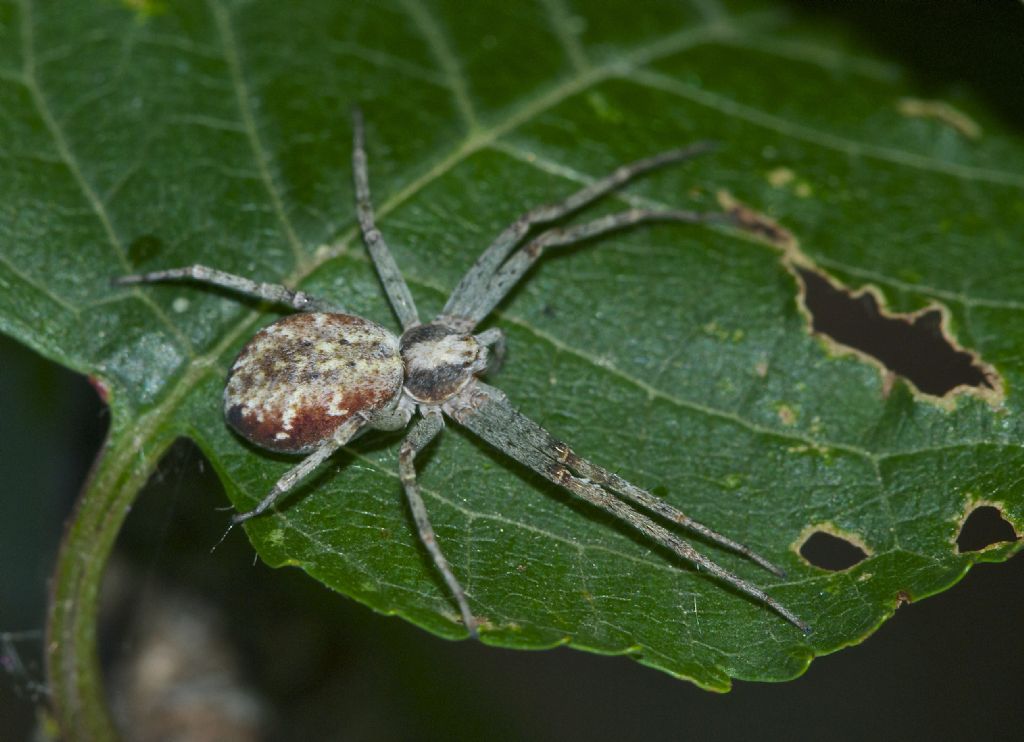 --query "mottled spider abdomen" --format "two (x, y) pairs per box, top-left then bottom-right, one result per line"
(224, 313), (403, 453)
